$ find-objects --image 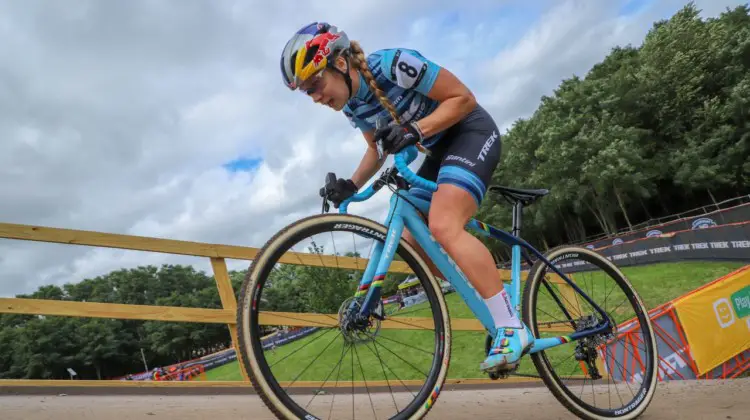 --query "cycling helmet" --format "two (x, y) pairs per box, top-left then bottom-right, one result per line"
(280, 22), (352, 93)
